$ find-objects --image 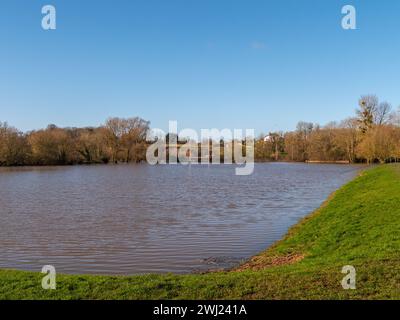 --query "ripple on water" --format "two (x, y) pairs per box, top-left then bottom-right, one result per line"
(0, 163), (362, 274)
